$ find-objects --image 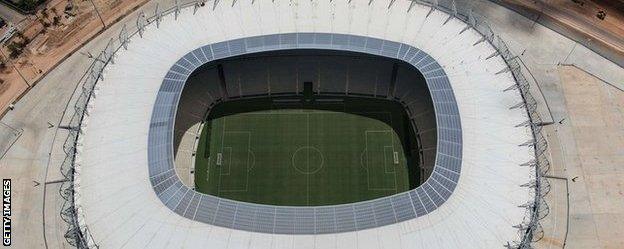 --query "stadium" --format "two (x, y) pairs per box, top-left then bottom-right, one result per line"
(73, 0), (541, 247)
(2, 0), (623, 248)
(182, 49), (434, 205)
